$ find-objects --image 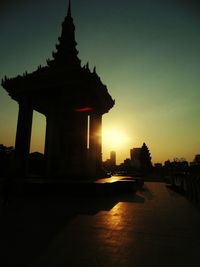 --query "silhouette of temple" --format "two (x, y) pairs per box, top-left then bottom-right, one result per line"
(1, 1), (114, 178)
